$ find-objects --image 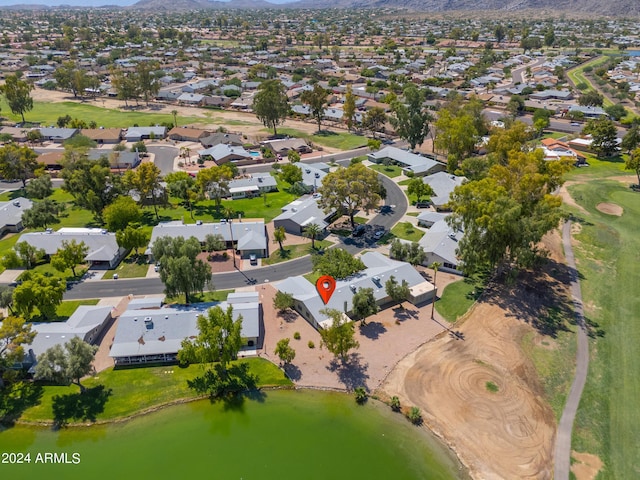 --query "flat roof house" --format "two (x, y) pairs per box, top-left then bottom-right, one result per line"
(109, 293), (262, 366)
(273, 195), (337, 235)
(0, 197), (32, 237)
(367, 146), (445, 177)
(149, 220), (268, 259)
(18, 228), (126, 269)
(277, 252), (434, 329)
(227, 173), (278, 199)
